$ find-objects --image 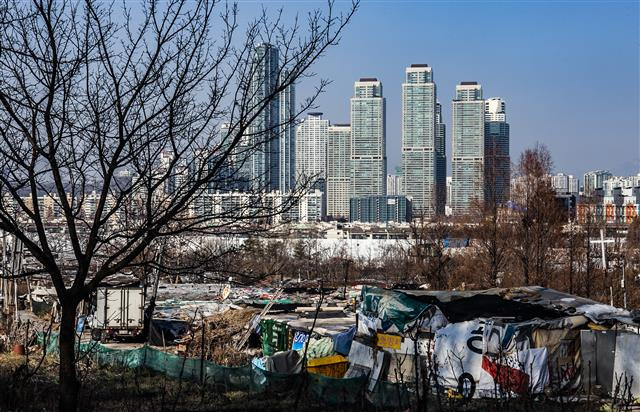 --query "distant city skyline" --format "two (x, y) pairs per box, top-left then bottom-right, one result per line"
(261, 1), (639, 179)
